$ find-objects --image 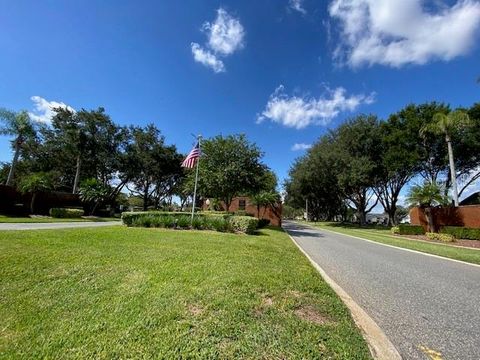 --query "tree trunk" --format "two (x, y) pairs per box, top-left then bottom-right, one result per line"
(424, 207), (435, 233)
(446, 136), (459, 207)
(143, 183), (149, 211)
(358, 211), (366, 226)
(73, 155), (82, 194)
(30, 192), (36, 214)
(6, 141), (20, 186)
(387, 205), (397, 226)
